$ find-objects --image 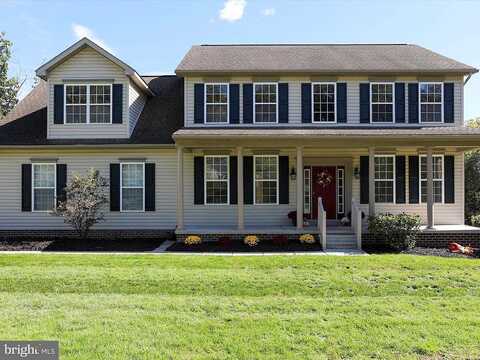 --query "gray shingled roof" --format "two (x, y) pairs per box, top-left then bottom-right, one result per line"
(176, 44), (478, 74)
